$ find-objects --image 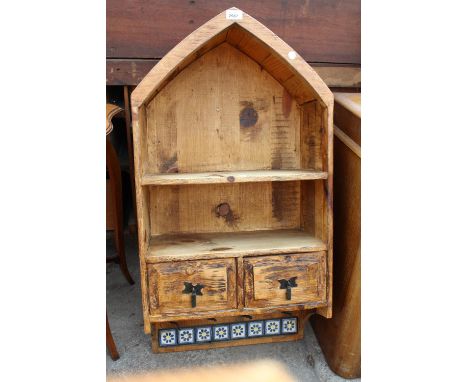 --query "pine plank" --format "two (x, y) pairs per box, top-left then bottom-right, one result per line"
(141, 169), (328, 185)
